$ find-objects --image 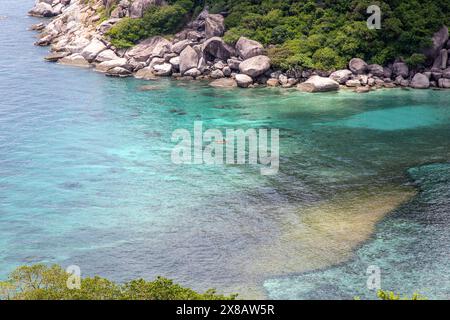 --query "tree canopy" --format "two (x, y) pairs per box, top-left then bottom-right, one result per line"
(0, 264), (237, 300)
(95, 0), (450, 70)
